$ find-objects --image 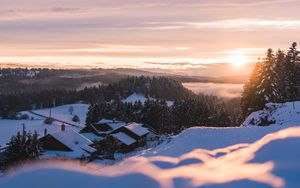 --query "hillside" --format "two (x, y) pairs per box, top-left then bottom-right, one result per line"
(241, 101), (300, 127)
(0, 104), (88, 148)
(1, 101), (300, 187)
